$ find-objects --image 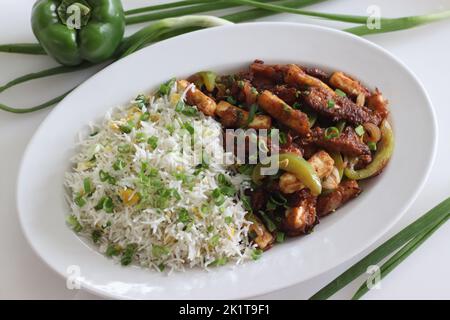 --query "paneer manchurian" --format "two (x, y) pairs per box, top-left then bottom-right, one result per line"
(179, 60), (394, 251)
